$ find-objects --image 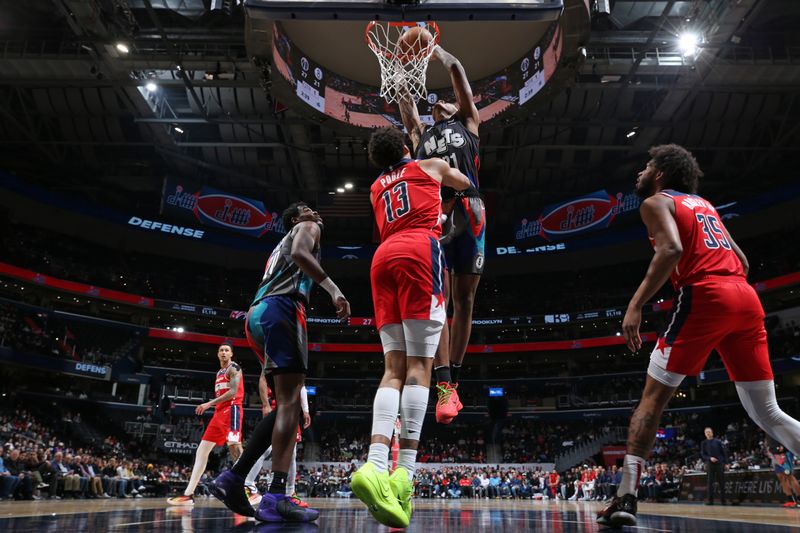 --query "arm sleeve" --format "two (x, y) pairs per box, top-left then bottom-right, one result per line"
(700, 441), (709, 461)
(300, 386), (309, 413)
